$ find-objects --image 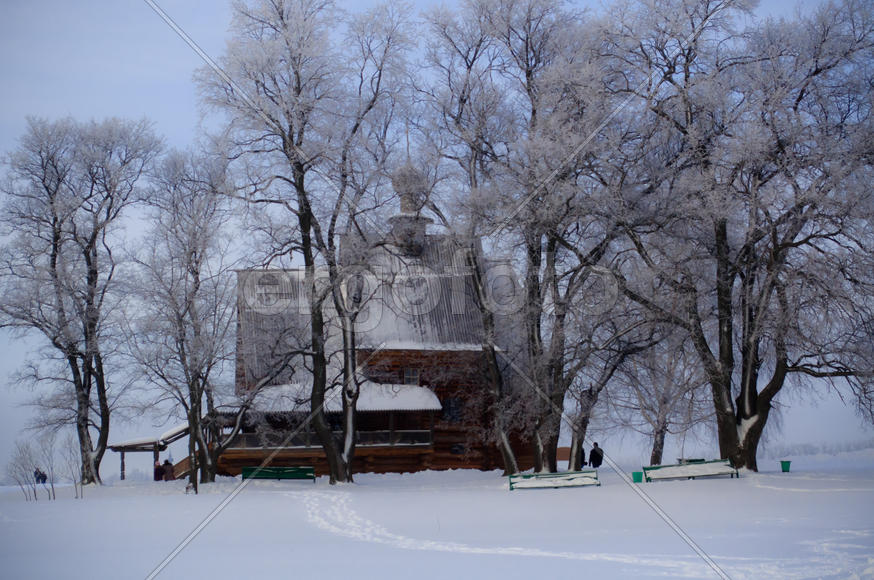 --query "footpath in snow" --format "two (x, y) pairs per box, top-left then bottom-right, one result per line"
(1, 449), (873, 579)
